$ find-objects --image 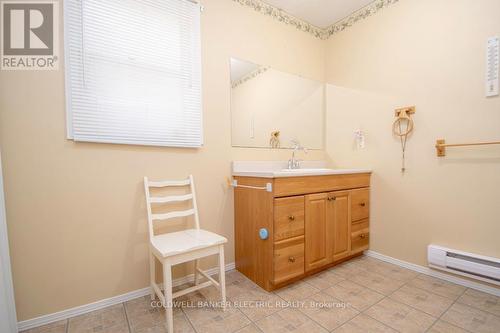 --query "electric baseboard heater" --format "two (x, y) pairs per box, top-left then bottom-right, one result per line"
(428, 245), (500, 286)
